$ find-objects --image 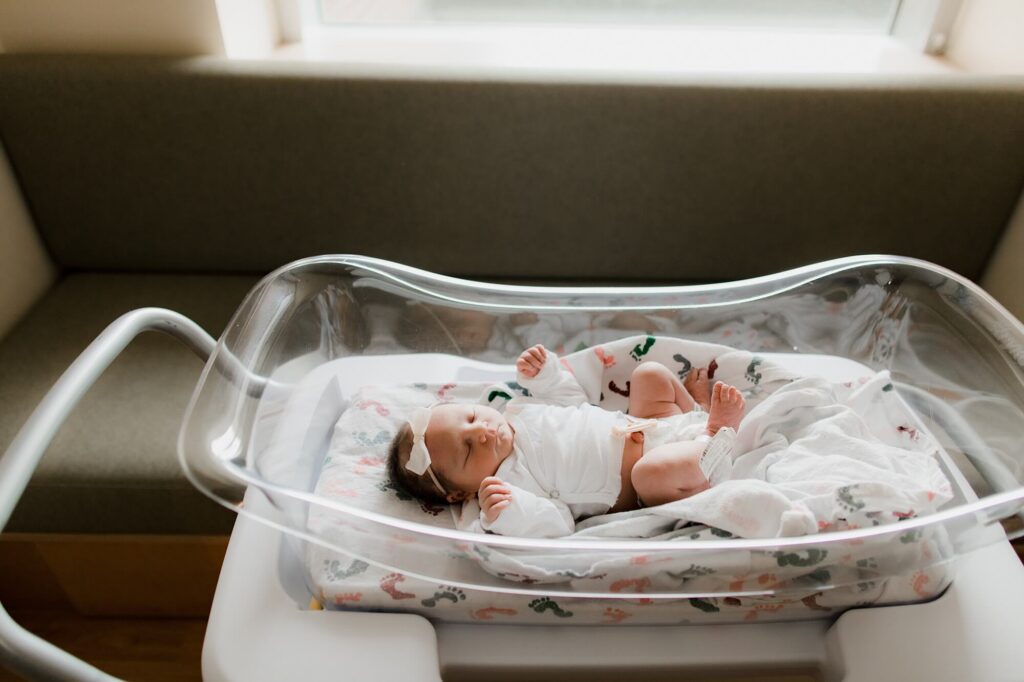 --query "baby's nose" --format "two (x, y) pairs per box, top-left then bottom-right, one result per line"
(472, 422), (497, 442)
